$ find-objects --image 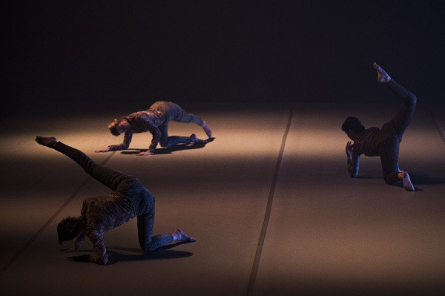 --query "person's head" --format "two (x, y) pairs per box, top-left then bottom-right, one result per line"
(342, 116), (365, 140)
(57, 217), (82, 245)
(108, 118), (129, 136)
